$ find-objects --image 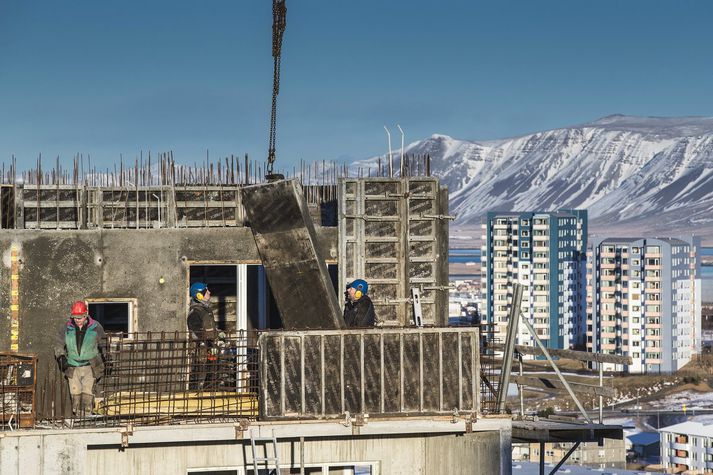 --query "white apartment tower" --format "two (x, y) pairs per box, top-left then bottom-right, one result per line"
(587, 237), (702, 373)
